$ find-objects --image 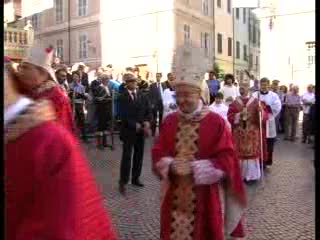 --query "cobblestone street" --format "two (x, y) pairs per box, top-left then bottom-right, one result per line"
(83, 132), (315, 240)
